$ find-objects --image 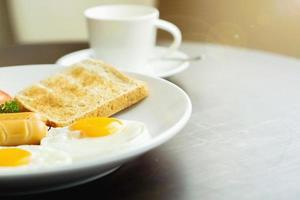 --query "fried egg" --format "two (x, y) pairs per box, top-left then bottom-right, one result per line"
(0, 145), (72, 173)
(41, 117), (150, 161)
